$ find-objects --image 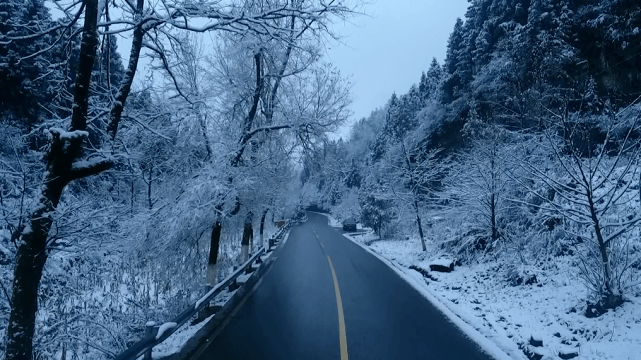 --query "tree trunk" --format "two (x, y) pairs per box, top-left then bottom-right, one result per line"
(6, 188), (59, 359)
(241, 213), (253, 263)
(259, 209), (268, 249)
(130, 168), (135, 214)
(199, 111), (213, 160)
(147, 165), (153, 210)
(207, 219), (222, 286)
(587, 193), (617, 298)
(231, 52), (262, 167)
(490, 154), (499, 242)
(5, 0), (100, 357)
(490, 193), (498, 242)
(413, 199), (426, 251)
(5, 0), (147, 355)
(105, 0), (146, 139)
